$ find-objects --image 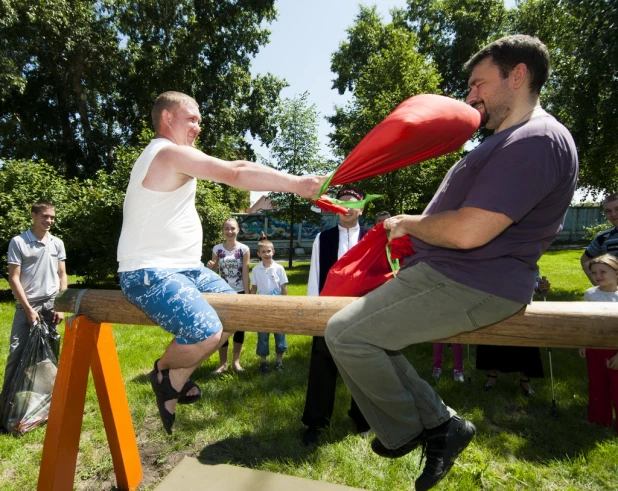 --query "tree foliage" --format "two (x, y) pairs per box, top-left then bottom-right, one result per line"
(329, 1), (618, 201)
(0, 0), (285, 178)
(0, 160), (69, 274)
(0, 130), (233, 282)
(264, 92), (332, 225)
(404, 0), (508, 99)
(511, 0), (618, 194)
